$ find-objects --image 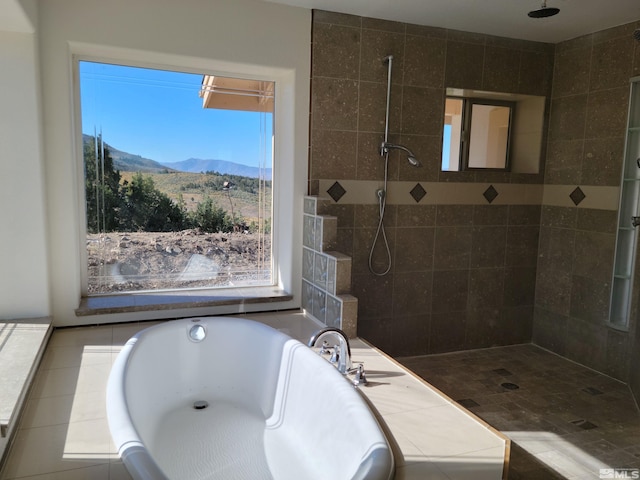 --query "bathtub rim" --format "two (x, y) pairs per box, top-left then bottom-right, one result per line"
(107, 332), (170, 480)
(107, 316), (395, 480)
